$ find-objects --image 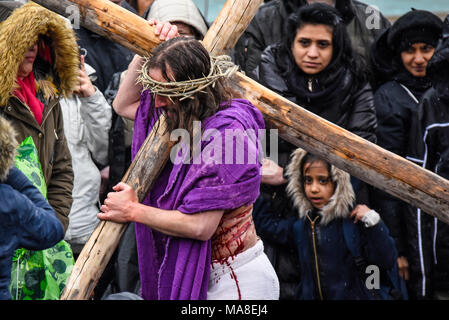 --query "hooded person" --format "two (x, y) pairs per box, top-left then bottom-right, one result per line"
(254, 148), (398, 299)
(60, 57), (112, 259)
(251, 3), (376, 299)
(0, 115), (64, 300)
(0, 2), (79, 232)
(370, 9), (443, 91)
(369, 9), (443, 300)
(232, 0), (391, 79)
(411, 14), (449, 300)
(143, 0), (208, 40)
